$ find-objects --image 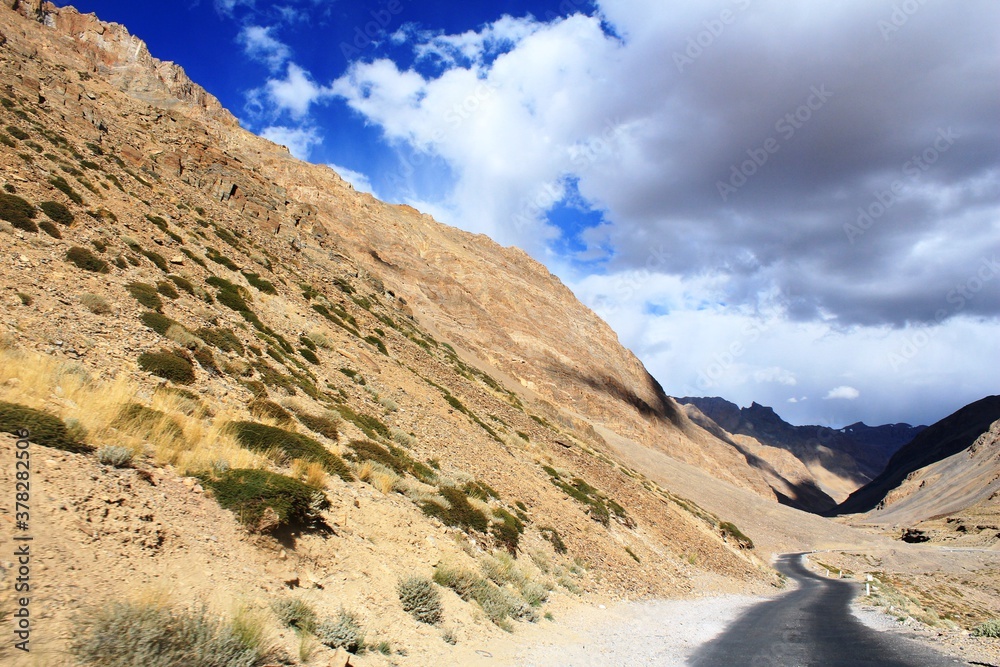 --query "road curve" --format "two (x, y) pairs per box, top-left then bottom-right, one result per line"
(689, 553), (961, 667)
